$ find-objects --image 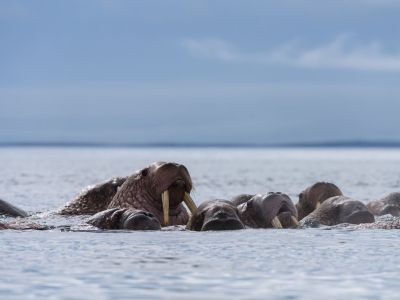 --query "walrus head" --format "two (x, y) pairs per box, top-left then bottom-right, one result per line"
(296, 182), (343, 220)
(301, 196), (375, 227)
(186, 199), (244, 231)
(238, 192), (299, 228)
(87, 208), (161, 230)
(367, 192), (400, 217)
(108, 161), (197, 226)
